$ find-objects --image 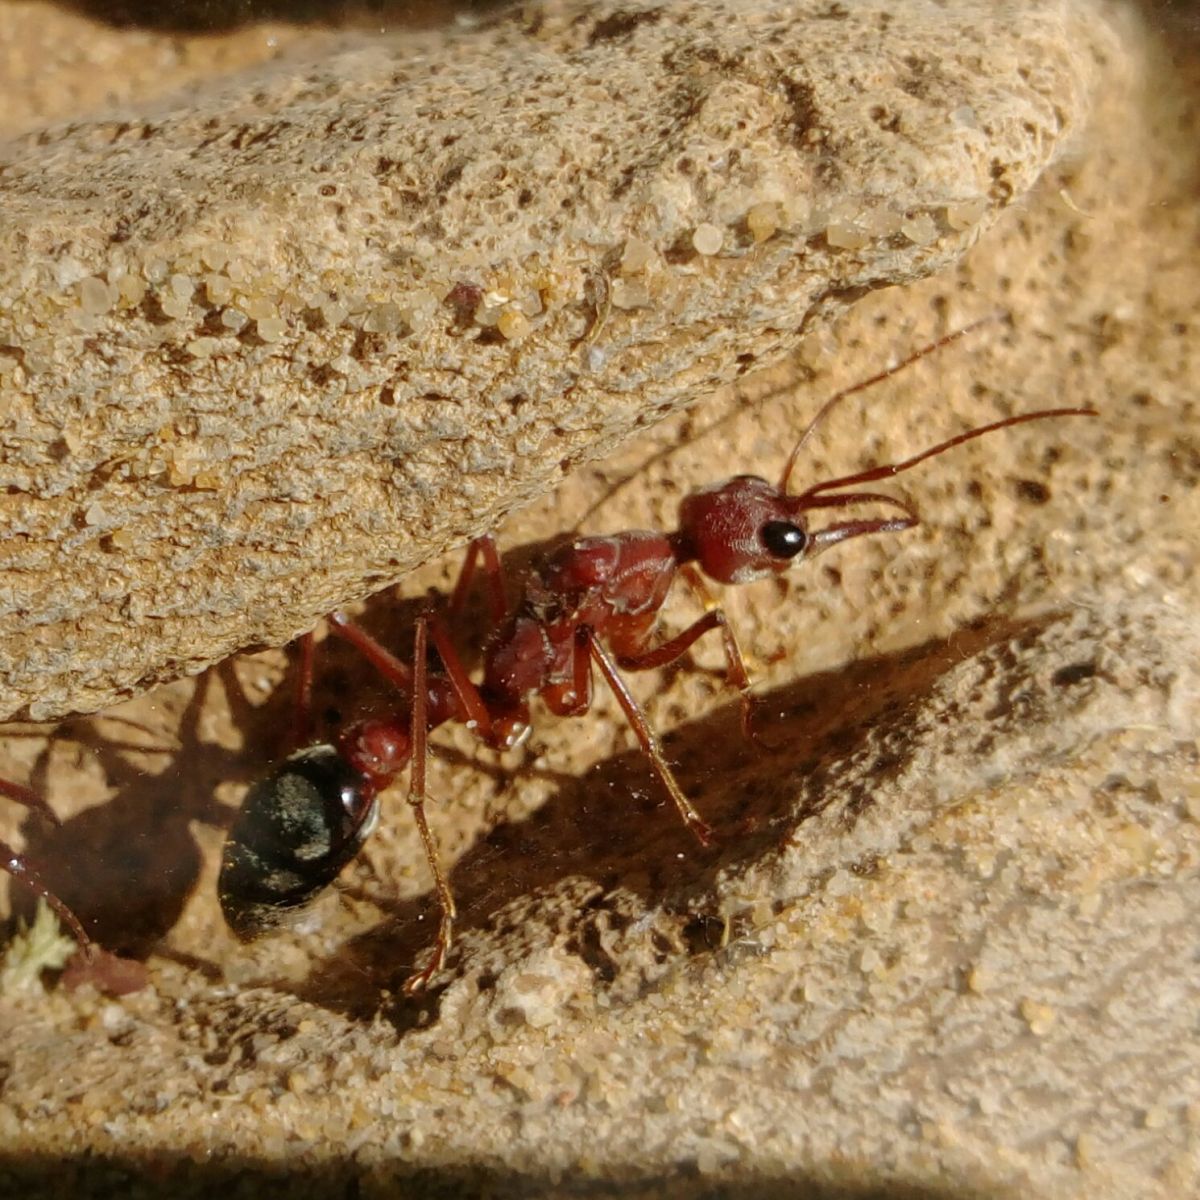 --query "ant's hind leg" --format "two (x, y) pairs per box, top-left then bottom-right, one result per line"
(448, 534), (508, 626)
(583, 628), (716, 846)
(327, 611), (416, 697)
(400, 611), (457, 995)
(289, 629), (318, 750)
